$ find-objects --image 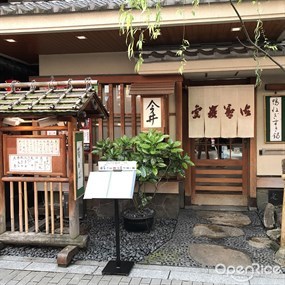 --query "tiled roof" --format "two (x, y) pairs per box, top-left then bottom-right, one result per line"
(0, 81), (108, 118)
(140, 44), (285, 62)
(1, 0), (226, 15)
